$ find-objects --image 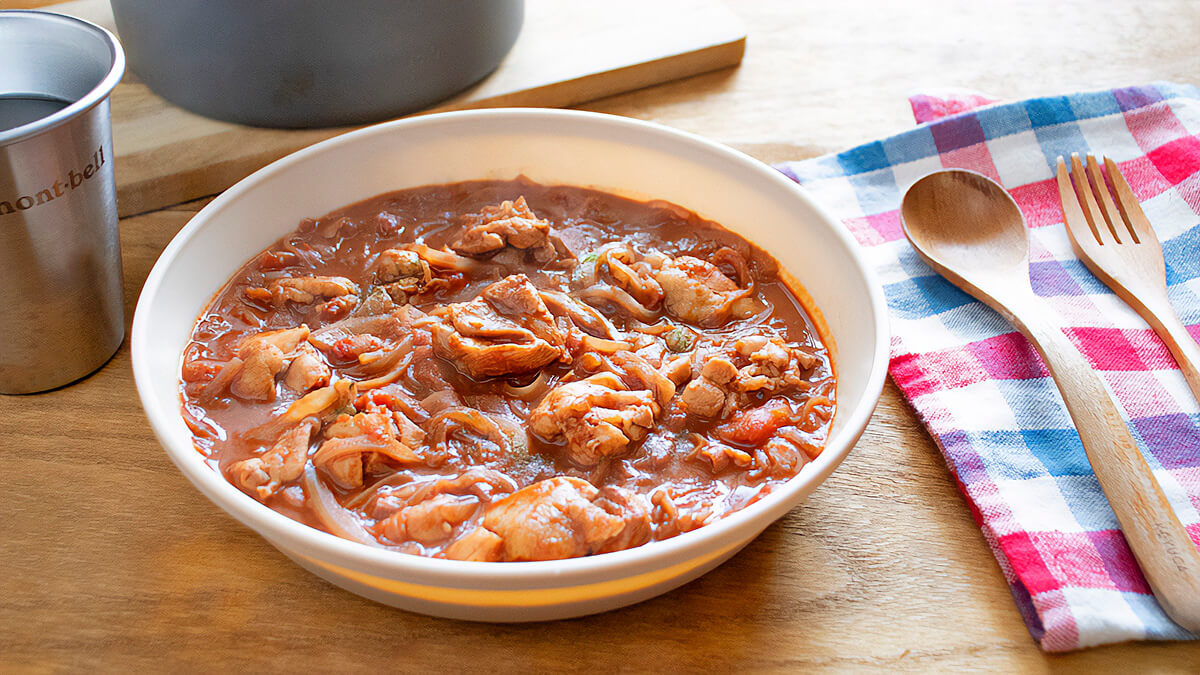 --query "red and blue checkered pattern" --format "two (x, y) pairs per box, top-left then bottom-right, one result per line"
(778, 82), (1200, 651)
